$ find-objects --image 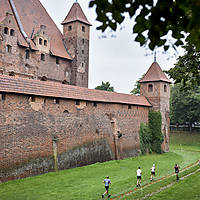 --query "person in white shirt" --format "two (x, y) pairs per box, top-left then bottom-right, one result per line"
(102, 176), (111, 198)
(150, 164), (156, 181)
(136, 167), (142, 187)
